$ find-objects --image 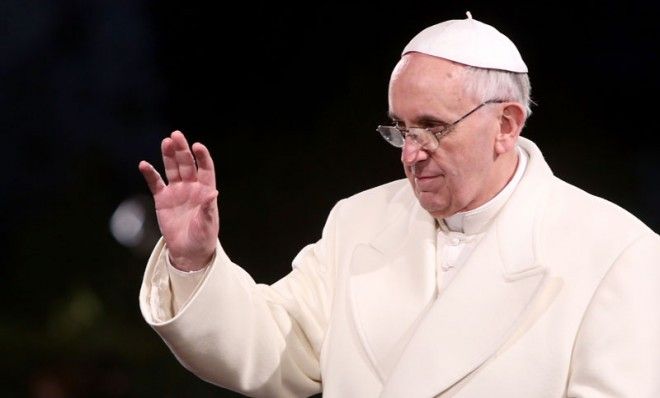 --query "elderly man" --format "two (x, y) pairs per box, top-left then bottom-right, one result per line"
(138, 13), (660, 398)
